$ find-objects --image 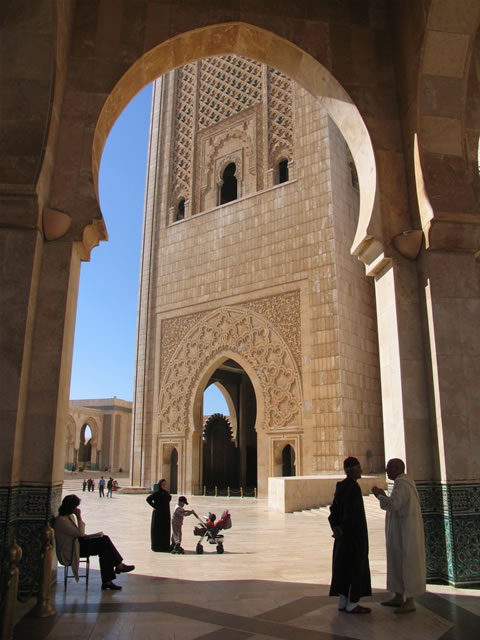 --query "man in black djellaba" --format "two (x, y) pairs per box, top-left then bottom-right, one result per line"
(328, 456), (372, 614)
(146, 478), (172, 551)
